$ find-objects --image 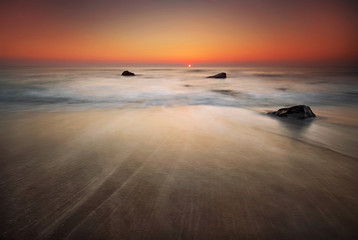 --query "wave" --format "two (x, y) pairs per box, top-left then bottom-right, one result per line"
(0, 66), (357, 111)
